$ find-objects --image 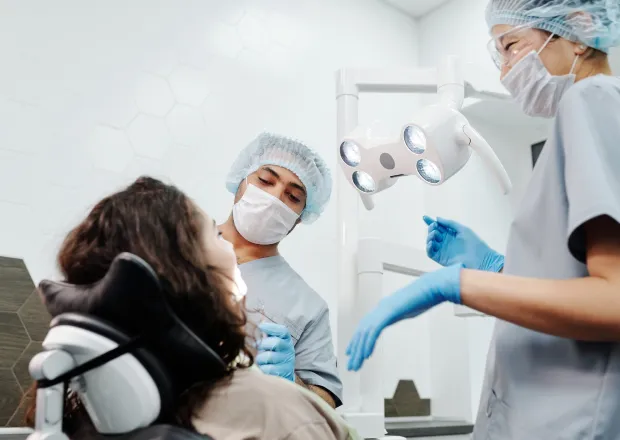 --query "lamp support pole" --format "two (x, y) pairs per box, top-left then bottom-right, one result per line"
(335, 56), (468, 439)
